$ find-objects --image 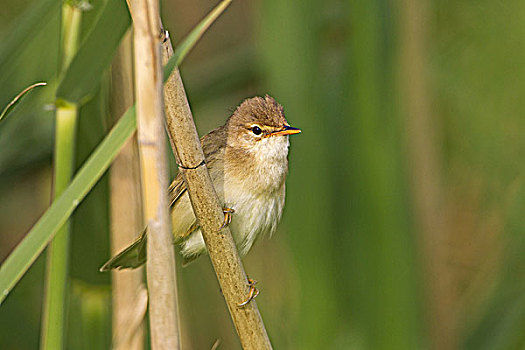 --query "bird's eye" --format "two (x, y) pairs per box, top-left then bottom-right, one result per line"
(251, 126), (262, 135)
